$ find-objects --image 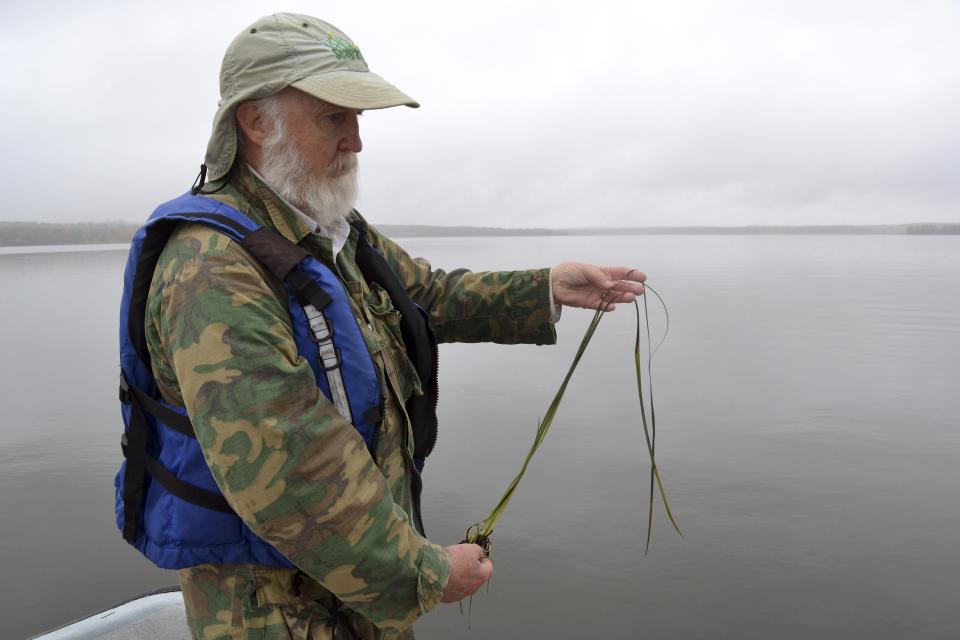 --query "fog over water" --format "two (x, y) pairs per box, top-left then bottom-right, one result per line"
(2, 235), (958, 639)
